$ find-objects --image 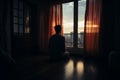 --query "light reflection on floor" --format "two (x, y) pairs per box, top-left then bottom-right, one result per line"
(16, 55), (102, 80)
(65, 59), (74, 78)
(77, 61), (84, 75)
(64, 59), (84, 80)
